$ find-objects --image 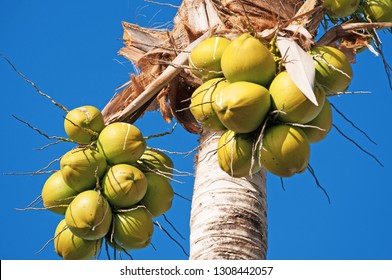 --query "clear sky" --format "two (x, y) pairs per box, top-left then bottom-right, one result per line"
(1, 0), (392, 260)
